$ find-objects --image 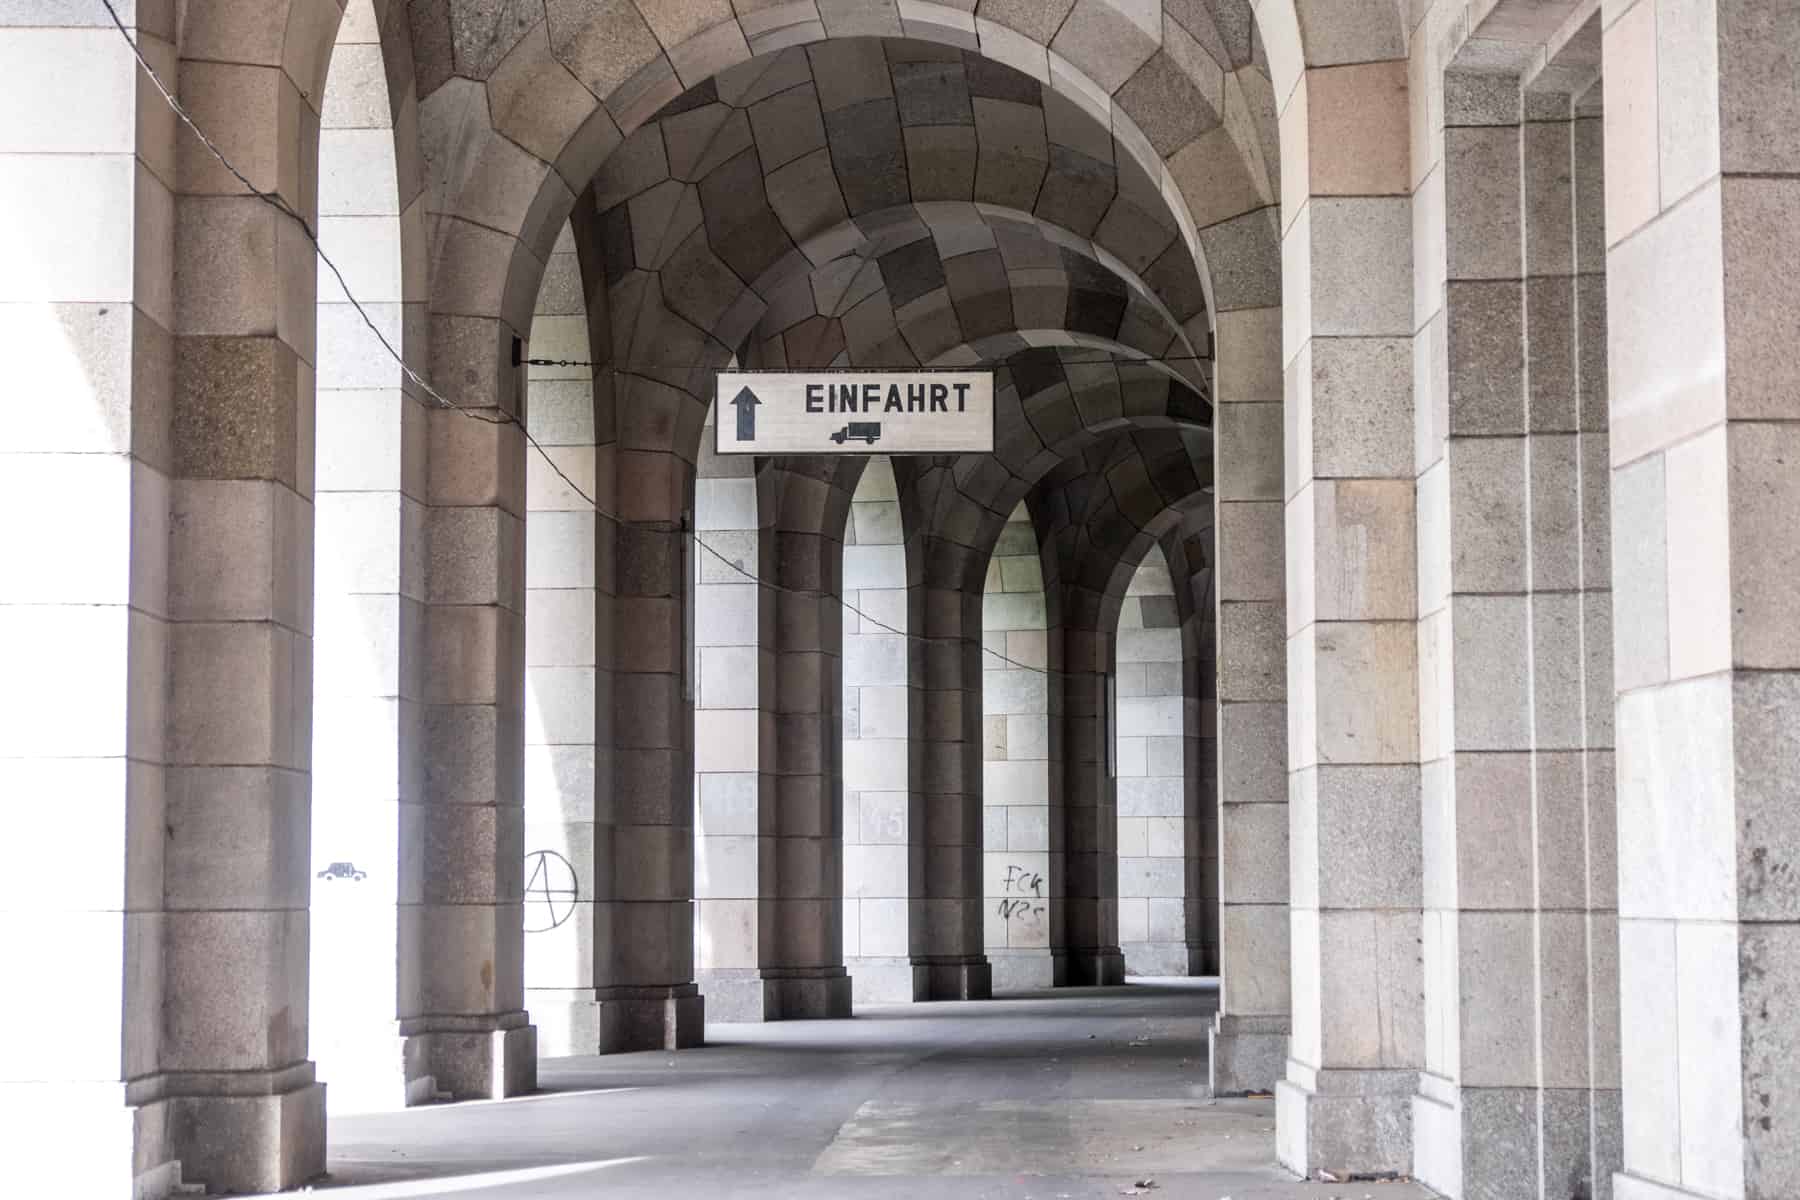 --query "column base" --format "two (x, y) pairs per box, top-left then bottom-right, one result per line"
(1209, 1013), (1287, 1095)
(762, 967), (853, 1019)
(696, 968), (854, 1020)
(847, 956), (931, 1003)
(919, 956), (992, 1000)
(1064, 946), (1126, 986)
(990, 947), (1066, 992)
(126, 1064), (326, 1195)
(1412, 1079), (1621, 1200)
(1276, 1063), (1415, 1178)
(595, 984), (704, 1052)
(402, 1014), (537, 1101)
